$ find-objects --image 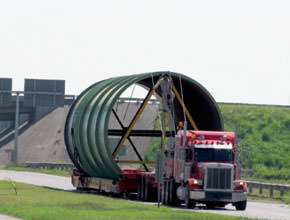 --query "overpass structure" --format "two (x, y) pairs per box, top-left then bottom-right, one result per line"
(0, 78), (73, 163)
